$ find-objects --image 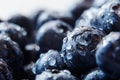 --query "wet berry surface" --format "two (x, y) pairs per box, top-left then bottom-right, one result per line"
(0, 0), (120, 80)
